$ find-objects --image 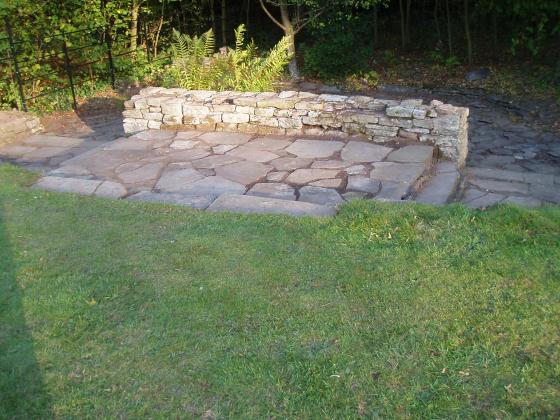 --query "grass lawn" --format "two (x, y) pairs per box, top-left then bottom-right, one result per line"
(1, 164), (559, 418)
